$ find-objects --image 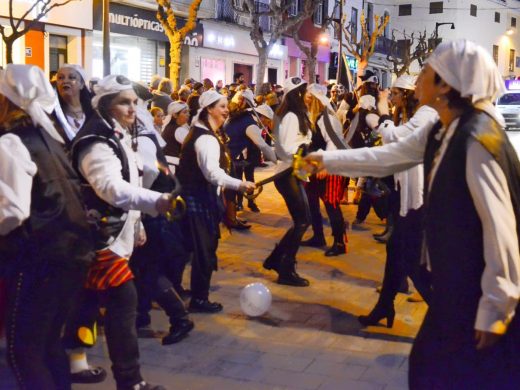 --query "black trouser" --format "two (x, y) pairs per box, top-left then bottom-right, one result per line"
(305, 176), (345, 242)
(356, 176), (394, 221)
(236, 159), (255, 207)
(267, 173), (310, 270)
(63, 281), (143, 389)
(185, 214), (219, 300)
(6, 264), (86, 390)
(377, 207), (432, 309)
(131, 216), (188, 328)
